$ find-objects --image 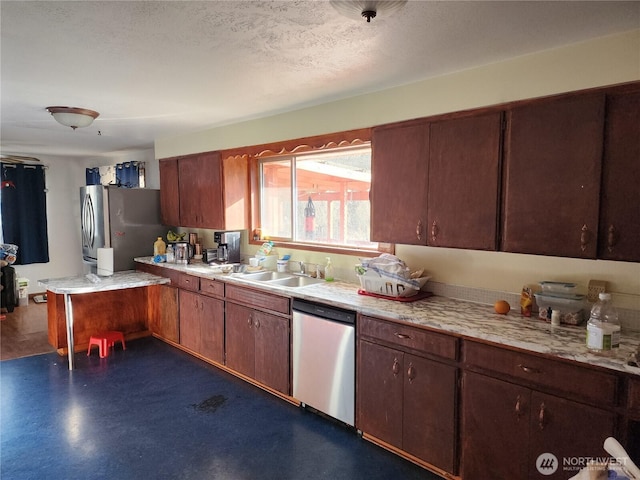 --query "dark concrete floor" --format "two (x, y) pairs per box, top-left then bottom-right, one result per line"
(1, 336), (439, 480)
